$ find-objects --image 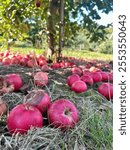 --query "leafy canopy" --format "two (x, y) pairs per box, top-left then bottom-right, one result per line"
(0, 0), (113, 45)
